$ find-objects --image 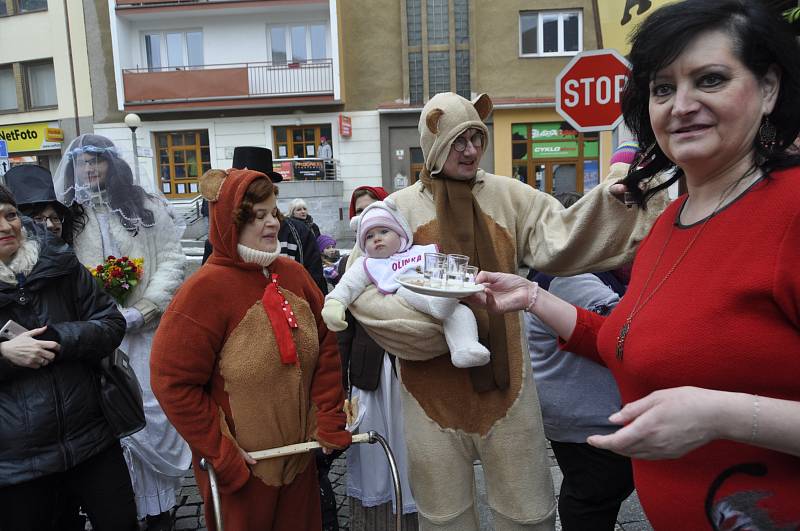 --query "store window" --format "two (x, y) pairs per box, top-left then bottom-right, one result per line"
(511, 122), (599, 194)
(155, 130), (210, 198)
(25, 61), (57, 109)
(0, 65), (17, 111)
(267, 23), (329, 64)
(410, 147), (424, 185)
(143, 30), (204, 71)
(519, 10), (582, 56)
(16, 0), (46, 13)
(273, 124), (332, 159)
